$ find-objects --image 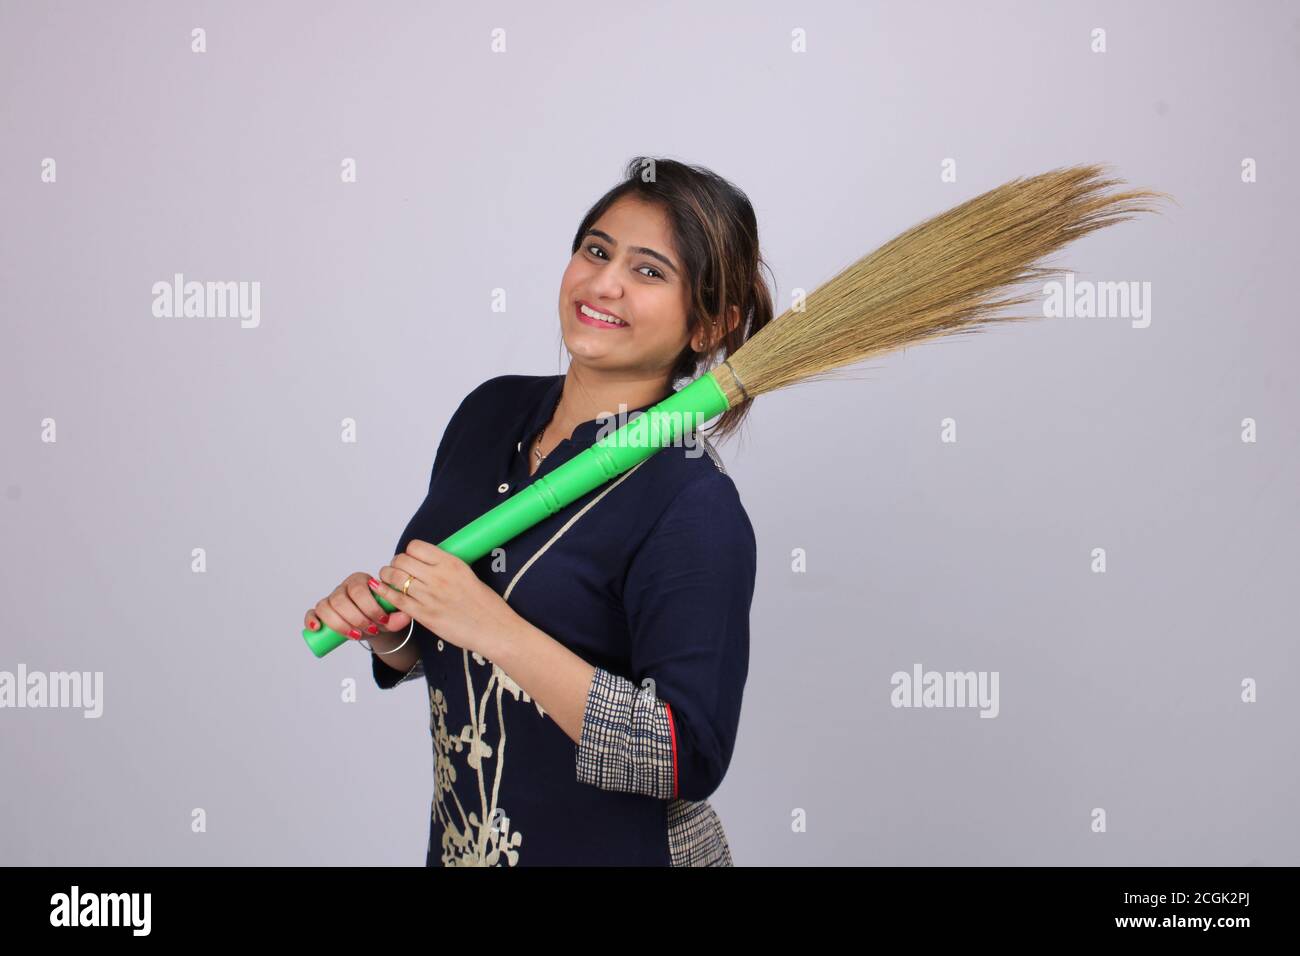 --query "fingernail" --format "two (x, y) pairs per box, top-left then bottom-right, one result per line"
(348, 628), (362, 639)
(379, 614), (390, 625)
(368, 577), (382, 590)
(308, 620), (319, 631)
(366, 624), (379, 635)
